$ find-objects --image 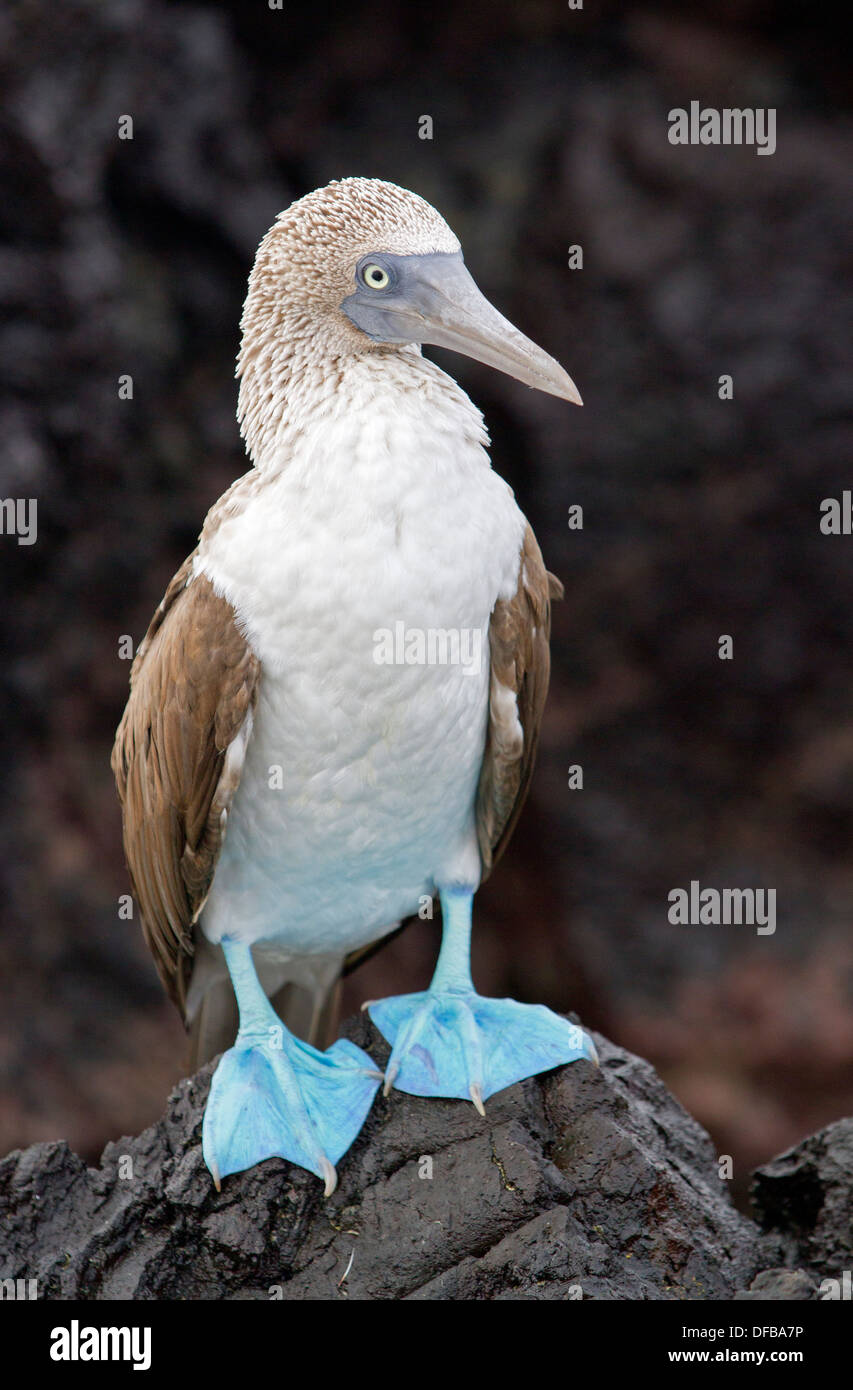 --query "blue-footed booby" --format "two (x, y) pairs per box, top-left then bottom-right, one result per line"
(112, 177), (596, 1195)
